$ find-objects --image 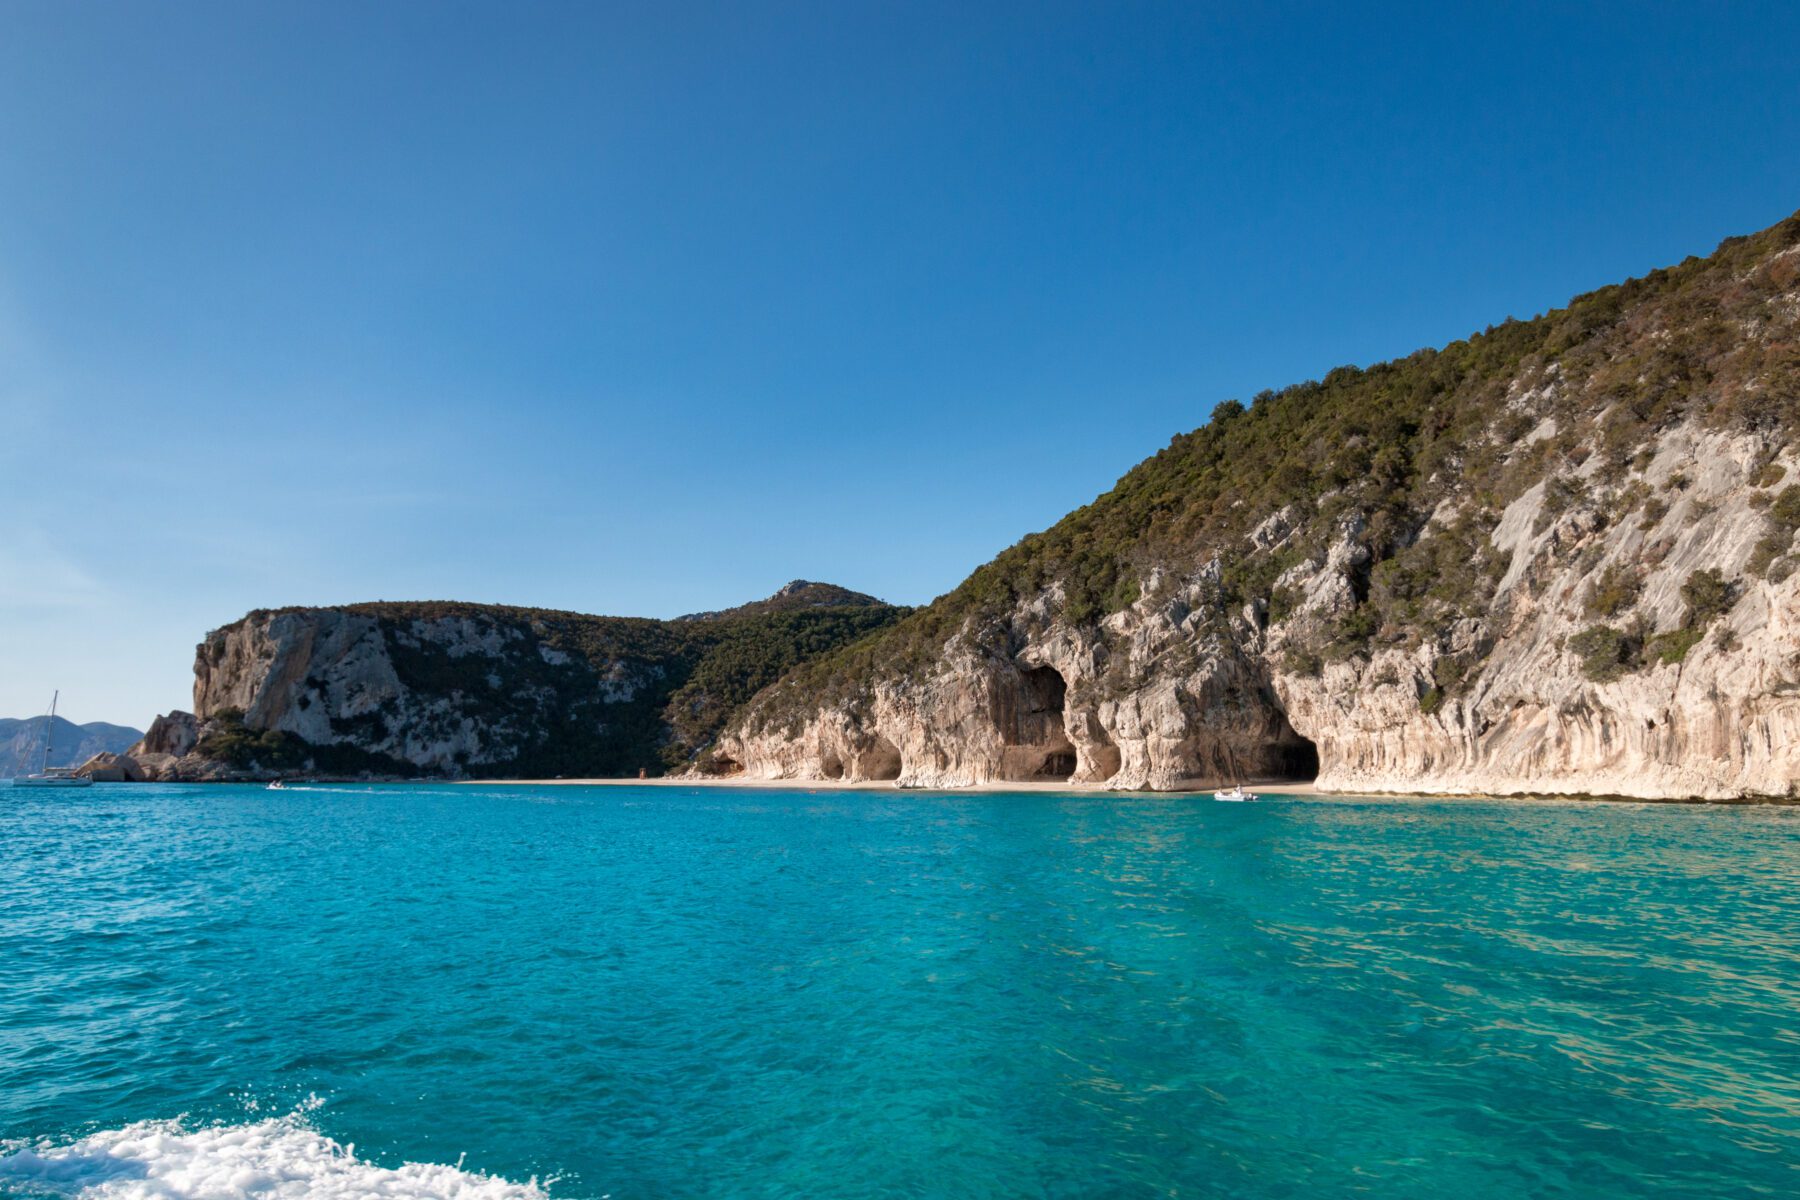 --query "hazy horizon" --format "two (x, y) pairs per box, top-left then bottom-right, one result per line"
(4, 2), (1799, 726)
